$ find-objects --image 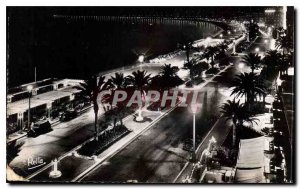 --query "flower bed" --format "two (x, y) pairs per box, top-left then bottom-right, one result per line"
(77, 126), (130, 157)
